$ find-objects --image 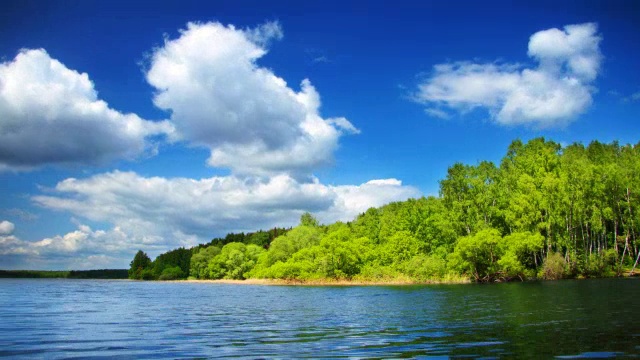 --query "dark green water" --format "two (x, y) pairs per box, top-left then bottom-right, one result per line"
(0, 278), (638, 358)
